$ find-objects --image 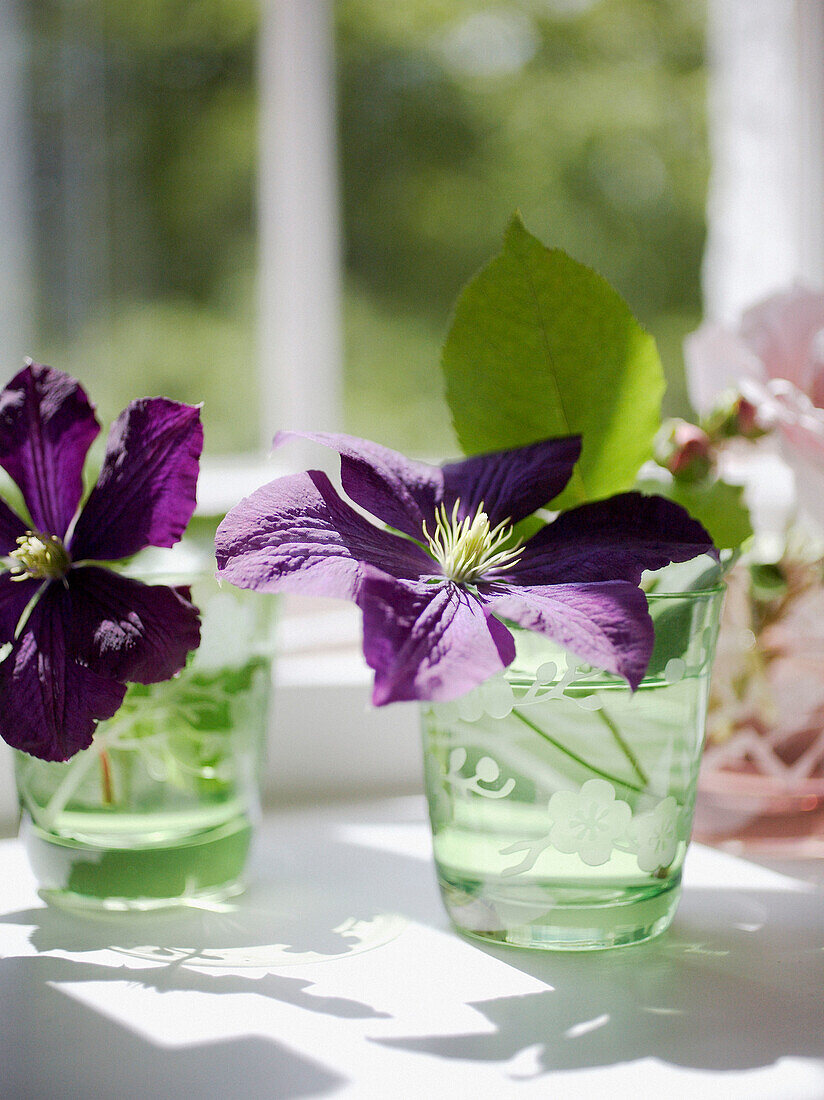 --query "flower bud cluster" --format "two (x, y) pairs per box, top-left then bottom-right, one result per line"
(654, 389), (772, 485)
(703, 390), (770, 442)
